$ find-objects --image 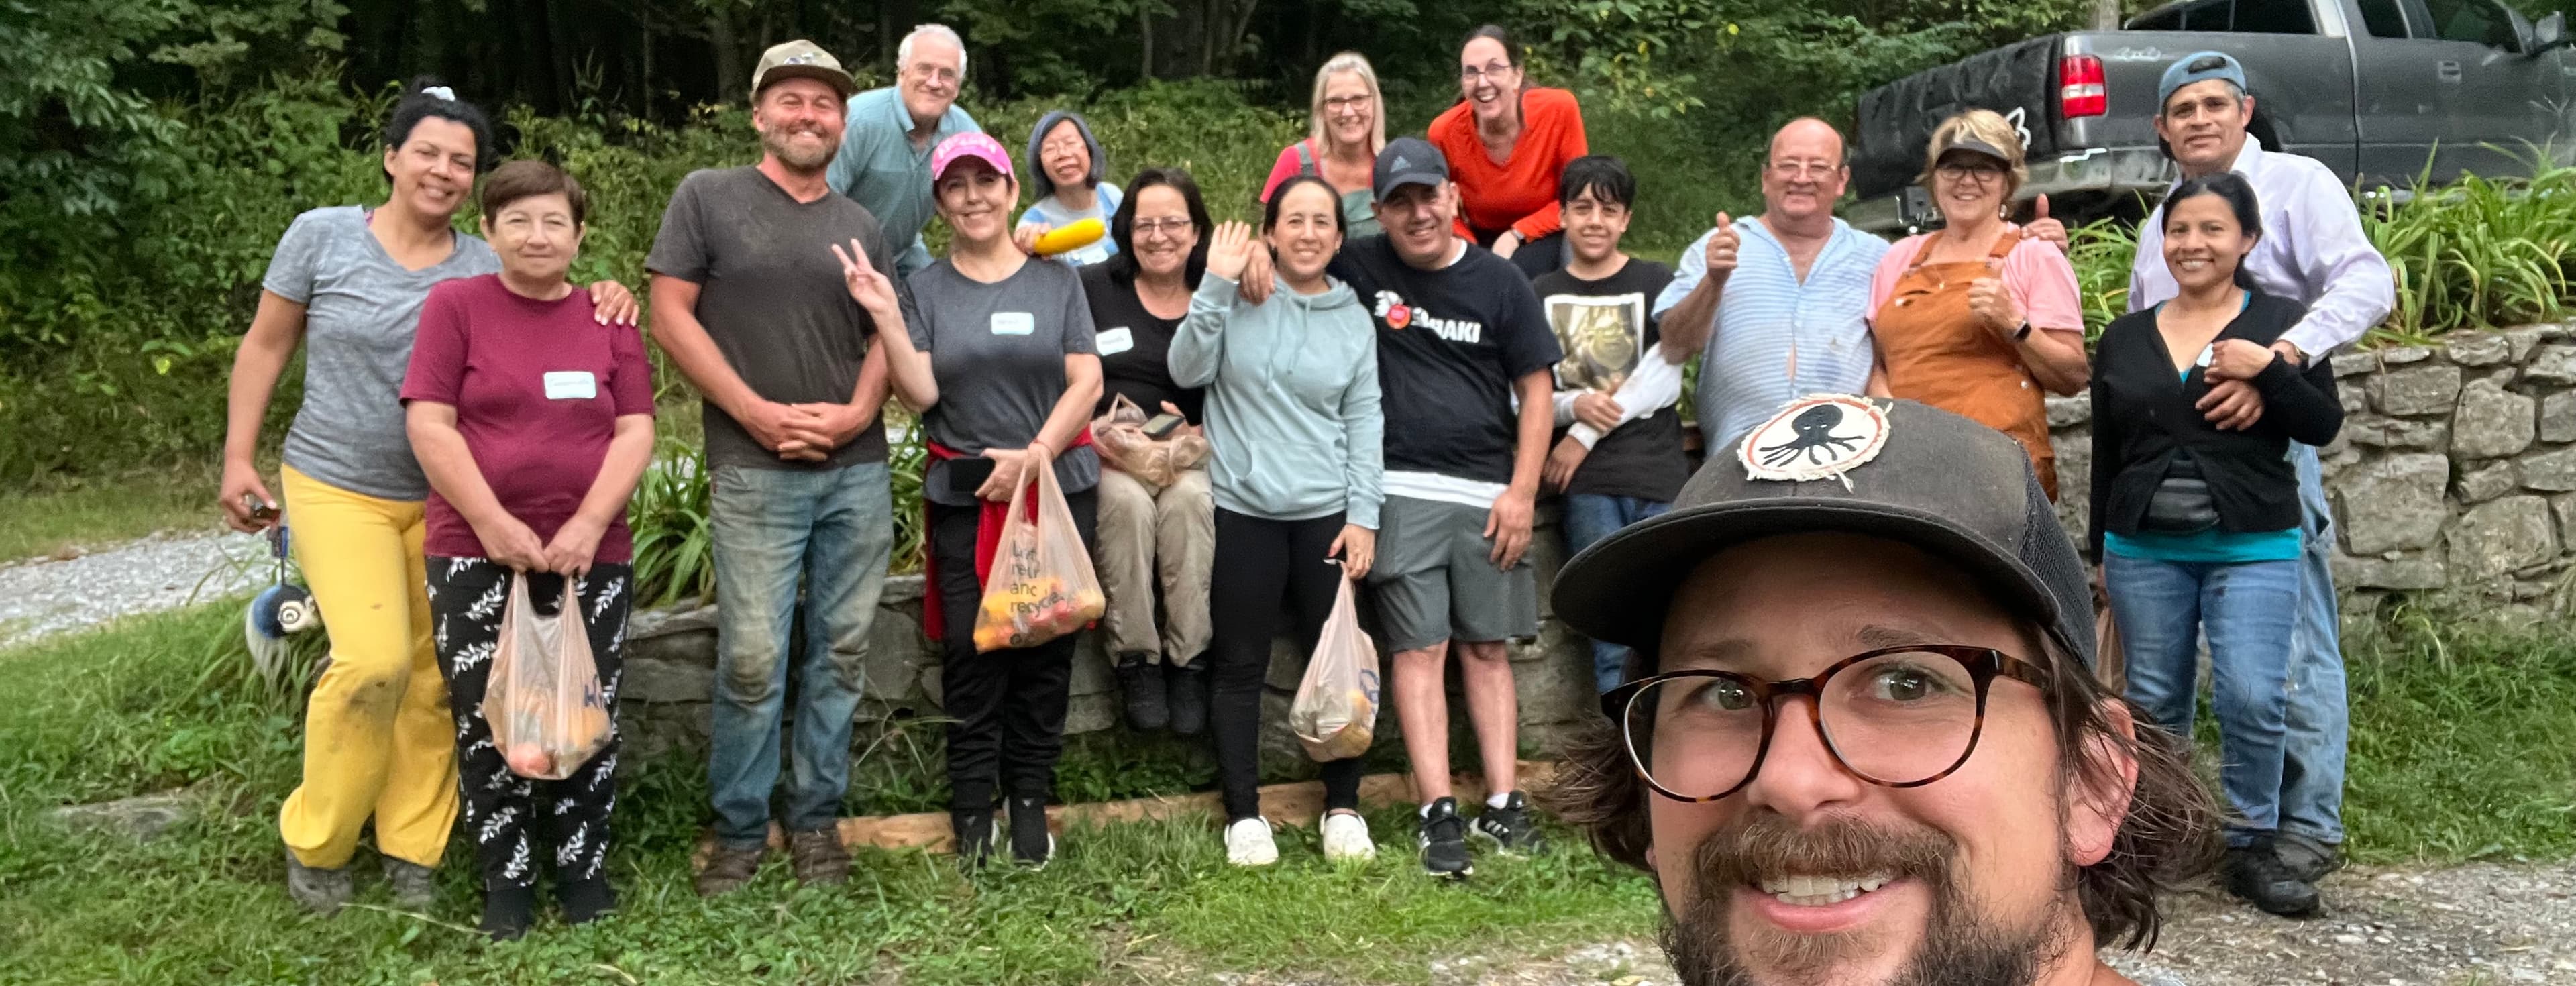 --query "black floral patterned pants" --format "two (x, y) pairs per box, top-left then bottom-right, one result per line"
(427, 557), (630, 891)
